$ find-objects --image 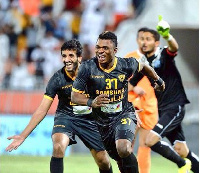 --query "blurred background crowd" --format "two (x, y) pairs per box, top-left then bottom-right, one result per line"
(0, 0), (147, 91)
